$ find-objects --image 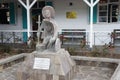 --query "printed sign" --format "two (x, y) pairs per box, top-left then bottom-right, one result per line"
(33, 58), (50, 70)
(66, 11), (77, 19)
